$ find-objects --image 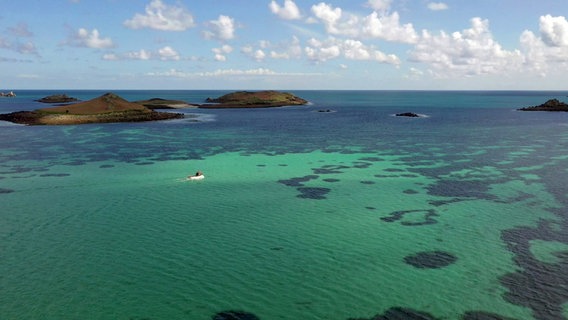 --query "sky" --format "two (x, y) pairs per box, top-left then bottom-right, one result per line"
(1, 0), (567, 90)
